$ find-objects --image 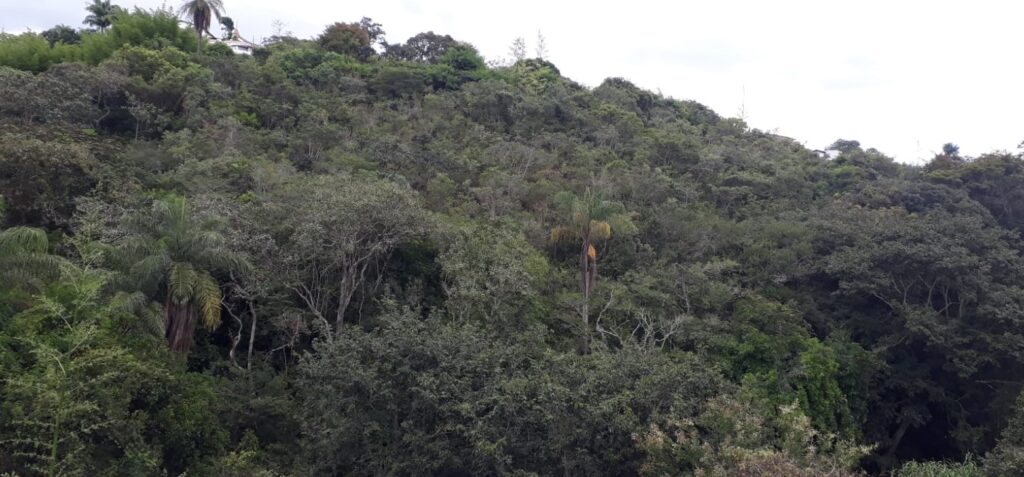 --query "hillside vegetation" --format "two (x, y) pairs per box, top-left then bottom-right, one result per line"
(2, 7), (1024, 476)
